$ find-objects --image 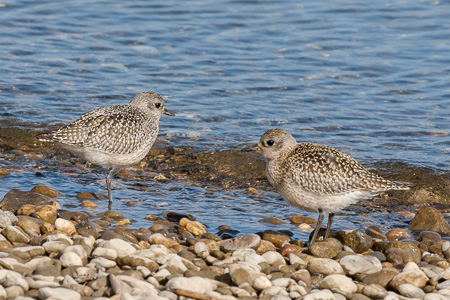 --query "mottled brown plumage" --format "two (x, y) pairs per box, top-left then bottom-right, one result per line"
(258, 129), (410, 243)
(36, 92), (174, 209)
